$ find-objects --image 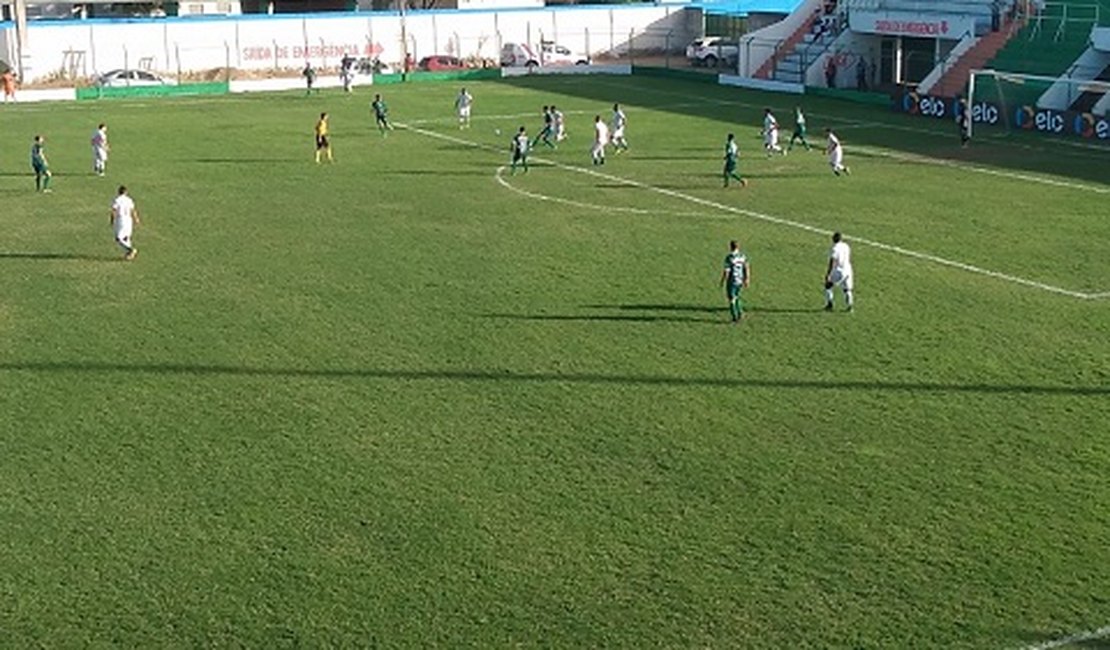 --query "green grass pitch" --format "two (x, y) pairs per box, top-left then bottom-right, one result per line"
(0, 74), (1108, 647)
